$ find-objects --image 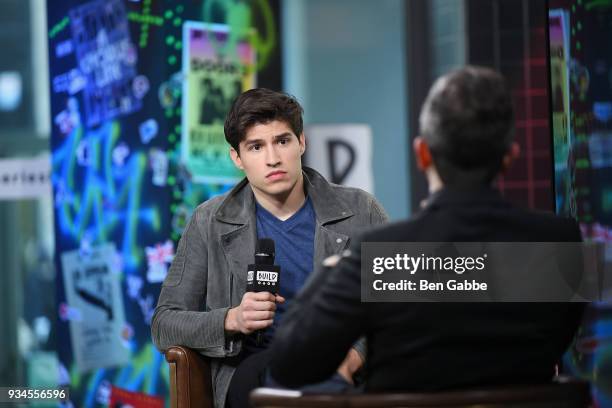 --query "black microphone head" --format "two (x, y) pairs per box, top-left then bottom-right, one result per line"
(256, 238), (275, 256)
(255, 238), (275, 265)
